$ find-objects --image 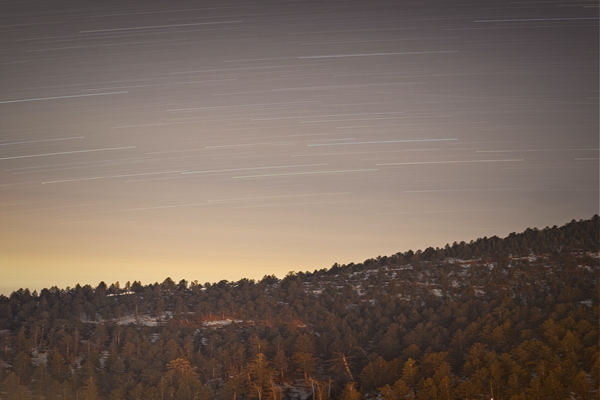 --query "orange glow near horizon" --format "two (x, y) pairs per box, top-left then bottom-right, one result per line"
(1, 1), (598, 296)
